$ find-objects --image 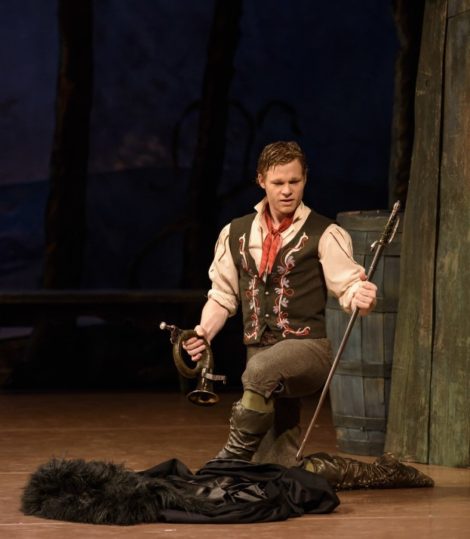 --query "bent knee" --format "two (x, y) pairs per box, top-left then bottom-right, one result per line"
(242, 361), (281, 398)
